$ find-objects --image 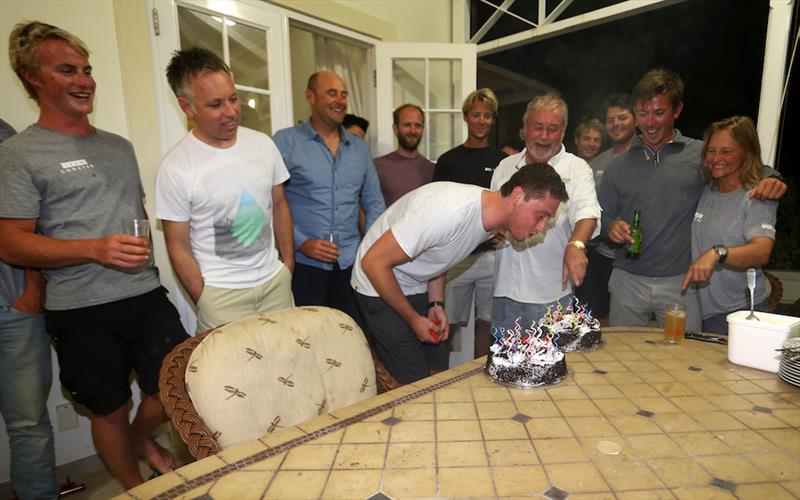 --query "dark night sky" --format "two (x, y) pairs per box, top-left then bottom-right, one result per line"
(475, 0), (797, 177)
